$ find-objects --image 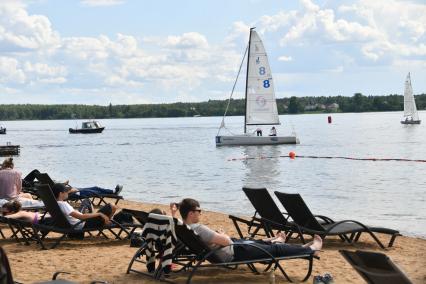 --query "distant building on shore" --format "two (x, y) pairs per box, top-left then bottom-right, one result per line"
(326, 103), (339, 111)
